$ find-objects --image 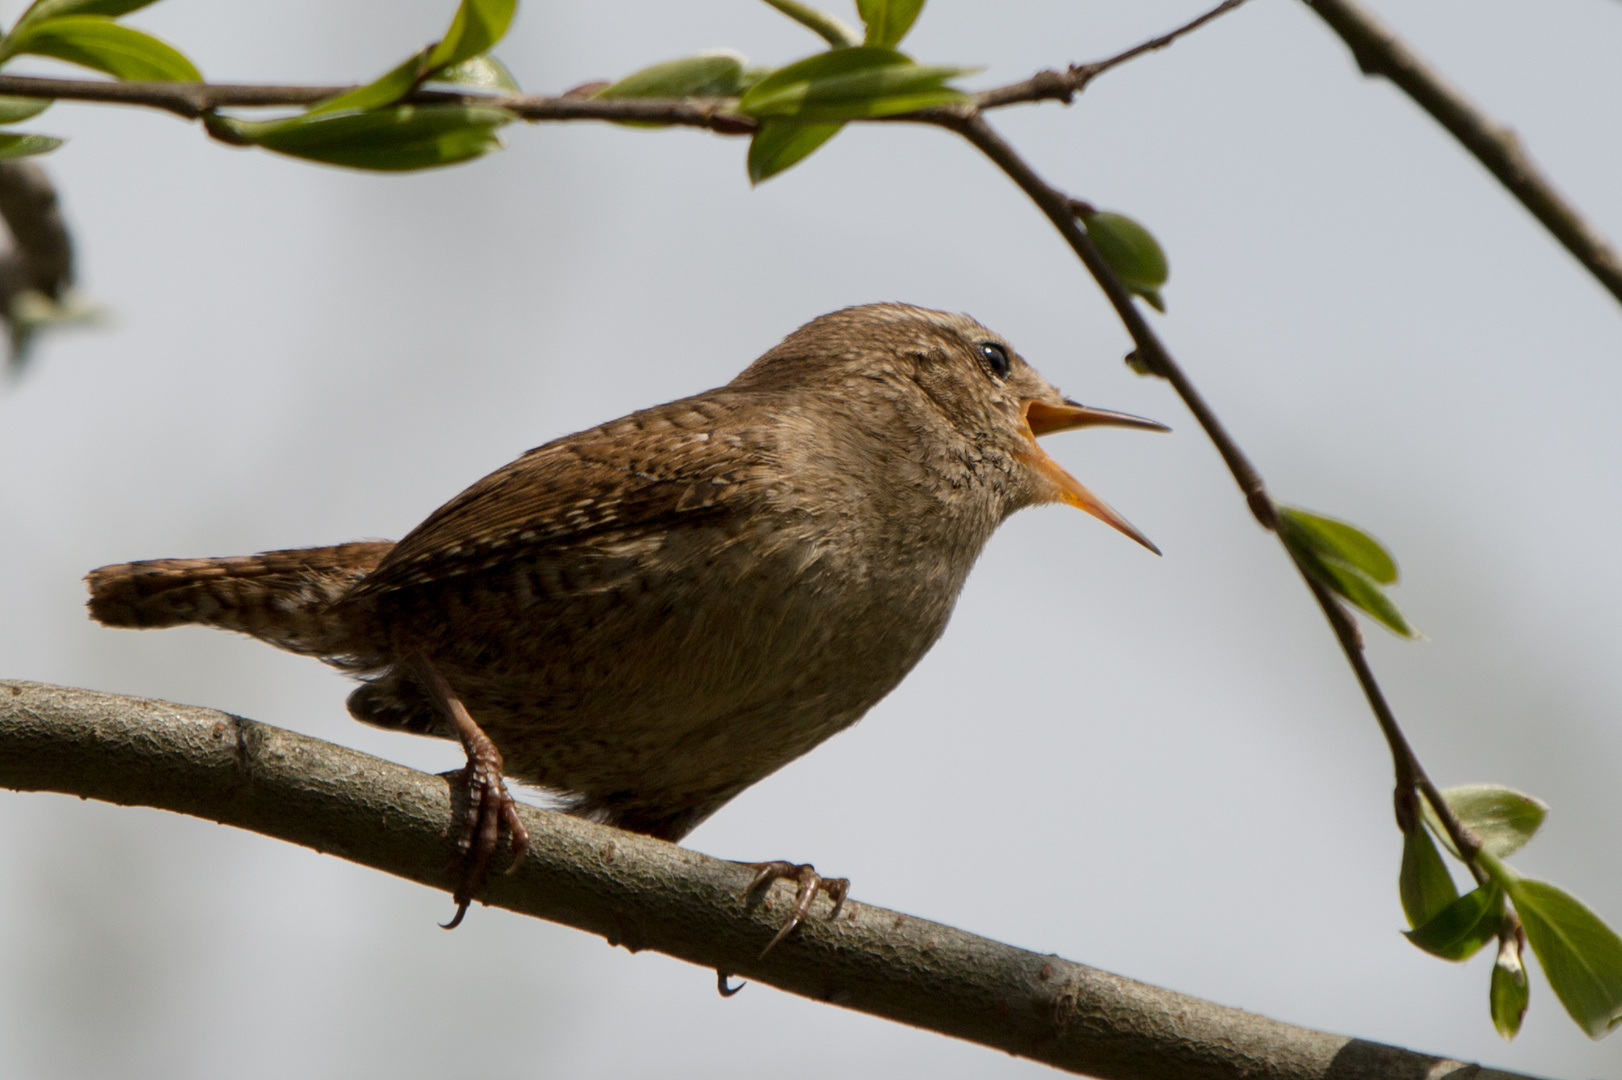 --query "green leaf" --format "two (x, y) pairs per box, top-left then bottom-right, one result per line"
(7, 16), (198, 80)
(738, 65), (773, 93)
(1404, 884), (1504, 962)
(425, 0), (517, 71)
(0, 130), (60, 158)
(1493, 930), (1530, 1041)
(756, 0), (862, 48)
(1423, 785), (1549, 860)
(1399, 822), (1459, 929)
(1509, 877), (1622, 1038)
(595, 50), (749, 99)
(306, 48), (432, 119)
(857, 0), (926, 46)
(1081, 211), (1168, 310)
(218, 104), (513, 172)
(306, 0), (516, 119)
(10, 0), (159, 25)
(1278, 506), (1417, 638)
(737, 46), (973, 122)
(747, 119), (842, 183)
(1276, 507), (1396, 584)
(1316, 555), (1415, 636)
(4, 0), (158, 48)
(429, 53), (519, 92)
(0, 96), (52, 123)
